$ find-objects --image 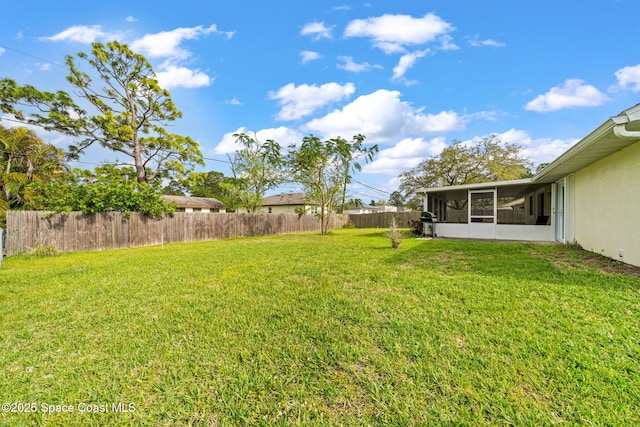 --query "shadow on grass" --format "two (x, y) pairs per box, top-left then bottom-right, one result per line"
(388, 237), (640, 291)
